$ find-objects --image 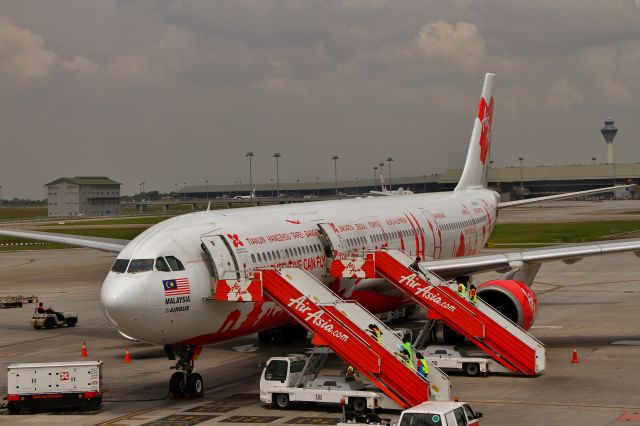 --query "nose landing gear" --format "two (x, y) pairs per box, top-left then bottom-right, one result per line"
(165, 345), (204, 398)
